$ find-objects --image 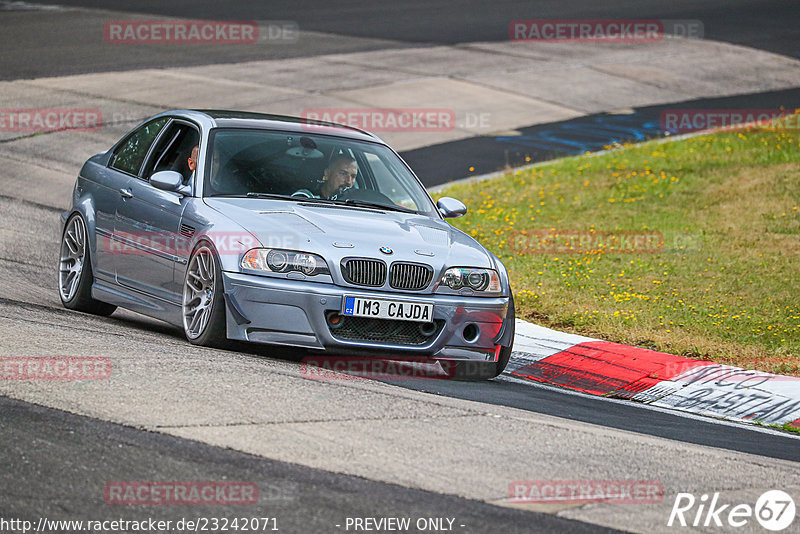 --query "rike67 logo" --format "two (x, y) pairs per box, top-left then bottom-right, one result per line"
(668, 490), (795, 531)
